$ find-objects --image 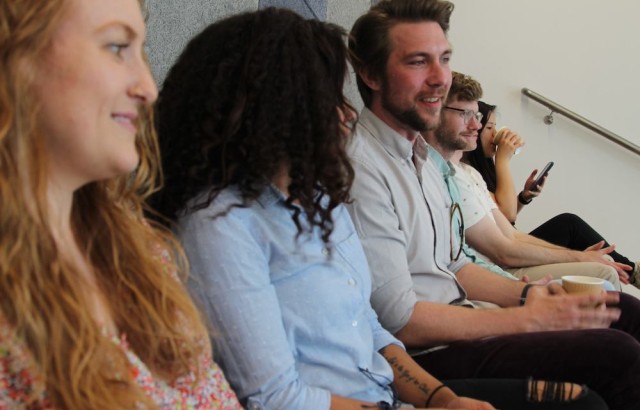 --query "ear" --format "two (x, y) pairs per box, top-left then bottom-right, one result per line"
(357, 67), (382, 92)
